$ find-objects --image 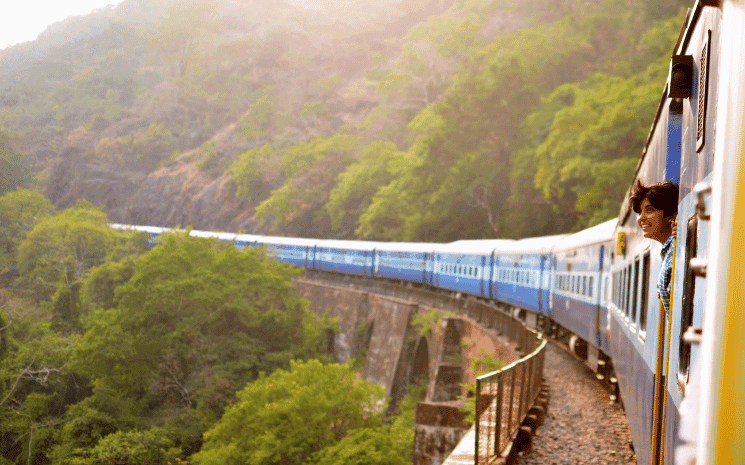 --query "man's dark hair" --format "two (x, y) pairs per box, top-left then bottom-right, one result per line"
(630, 179), (679, 217)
